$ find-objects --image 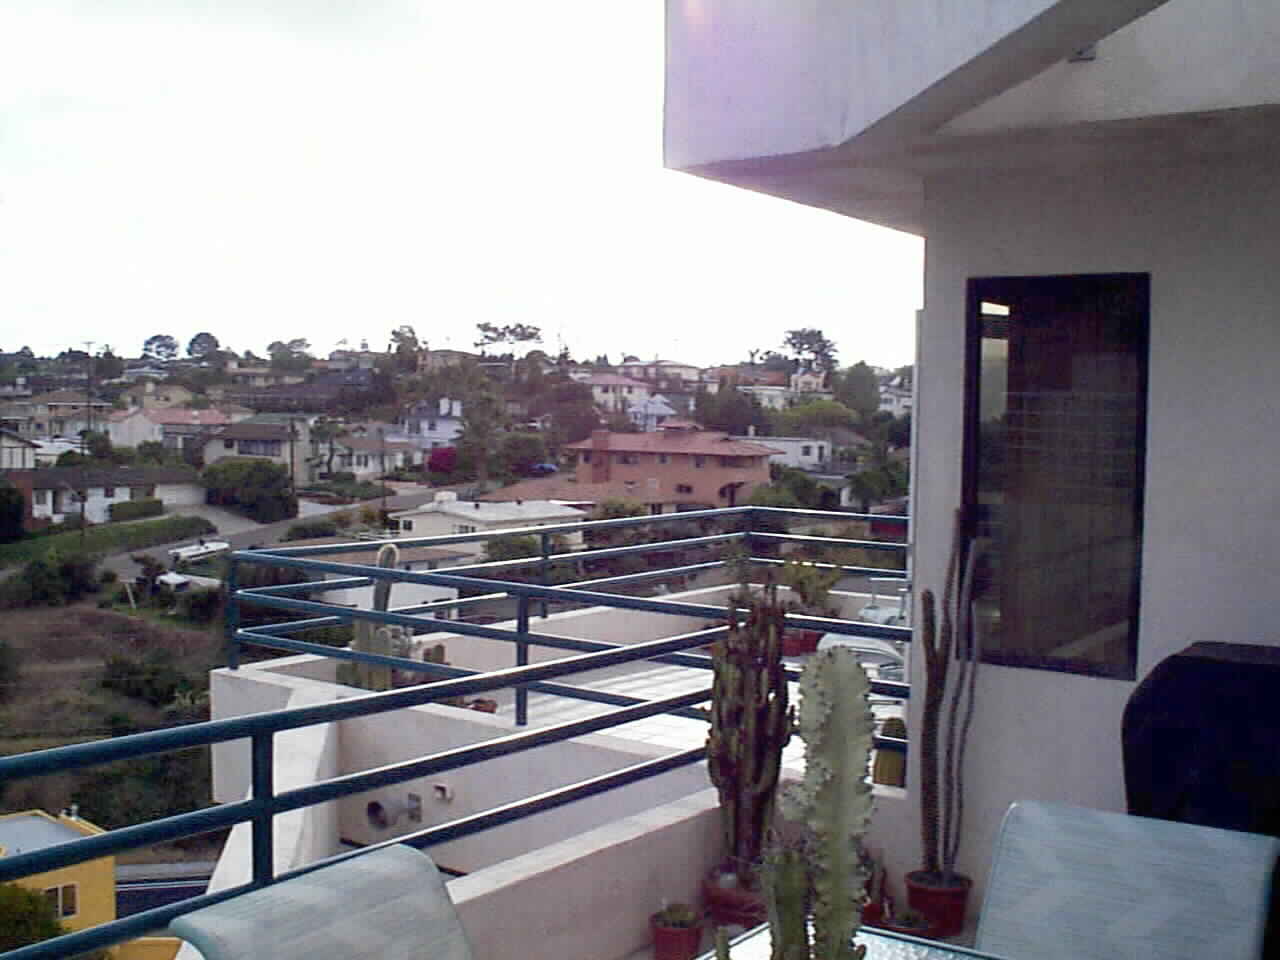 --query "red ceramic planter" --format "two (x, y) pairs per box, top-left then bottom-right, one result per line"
(650, 917), (703, 960)
(905, 871), (971, 938)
